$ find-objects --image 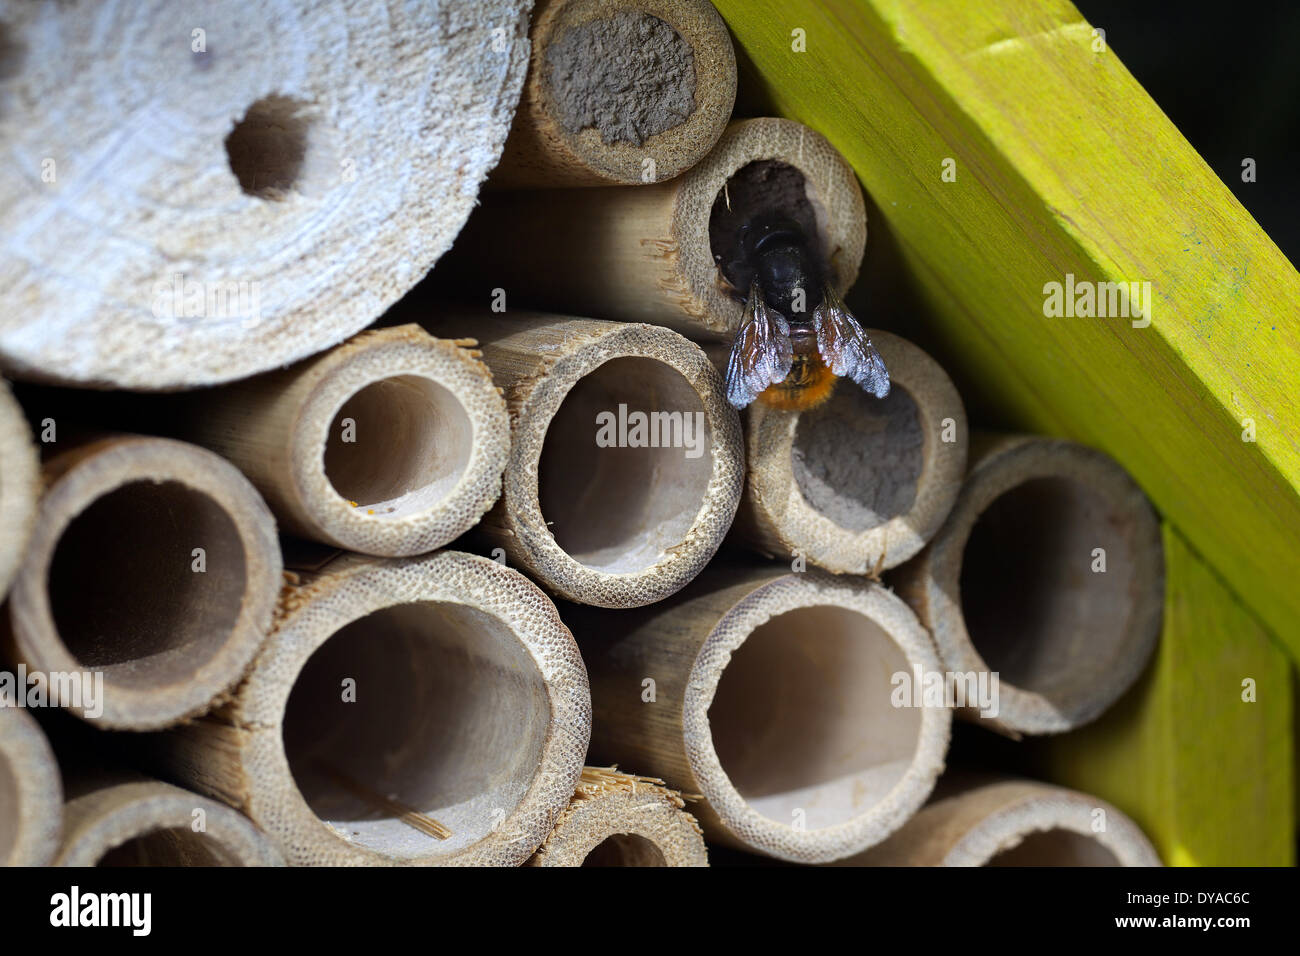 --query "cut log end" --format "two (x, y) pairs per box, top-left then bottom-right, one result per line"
(0, 0), (532, 388)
